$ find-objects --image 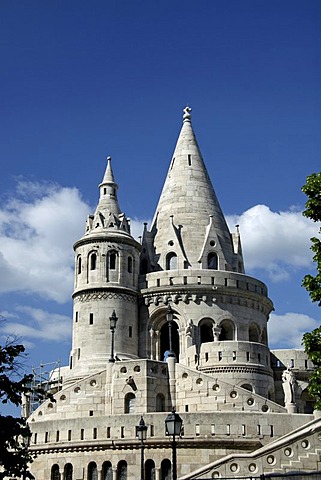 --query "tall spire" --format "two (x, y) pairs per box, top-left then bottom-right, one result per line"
(148, 107), (242, 271)
(83, 156), (131, 236)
